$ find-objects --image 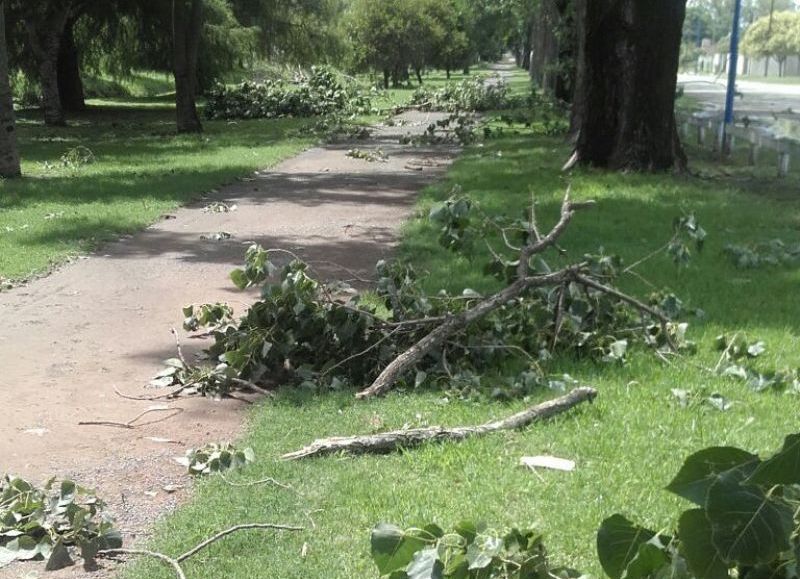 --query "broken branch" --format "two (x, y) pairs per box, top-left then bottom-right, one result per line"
(356, 269), (578, 399)
(98, 523), (303, 579)
(283, 387), (596, 460)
